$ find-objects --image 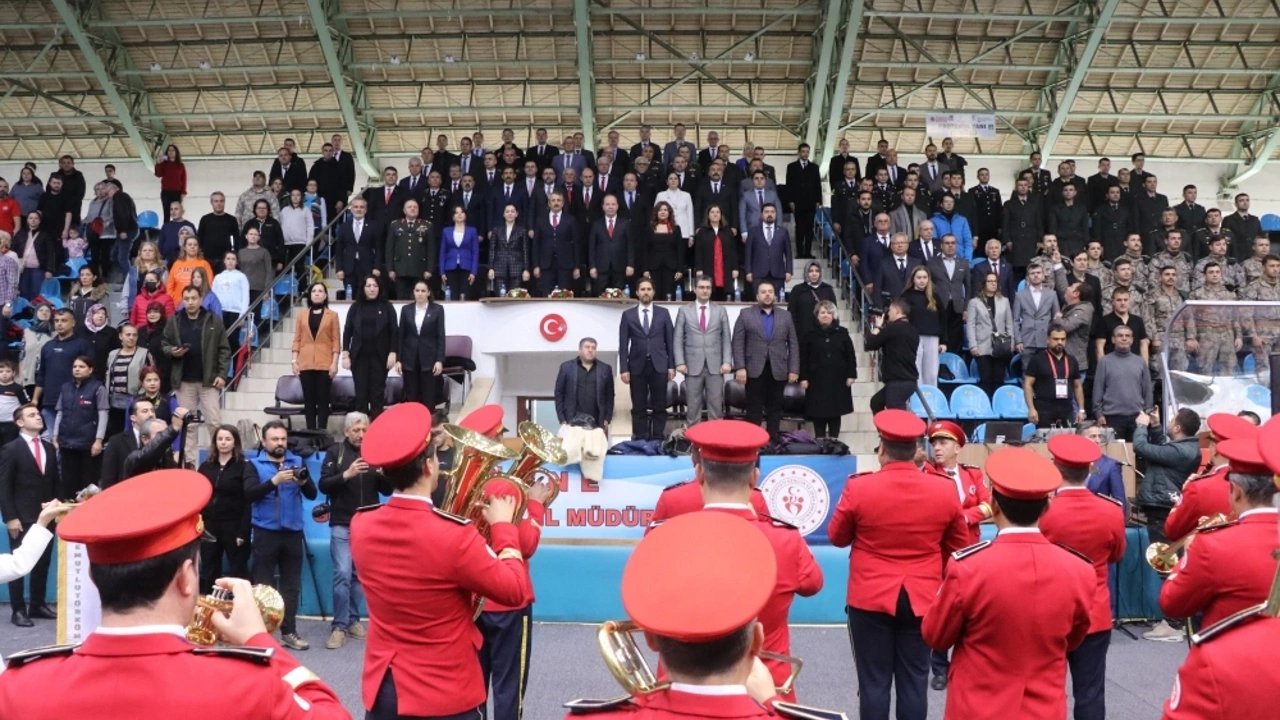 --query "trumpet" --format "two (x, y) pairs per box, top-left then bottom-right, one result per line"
(186, 584), (285, 645)
(1145, 513), (1230, 575)
(596, 620), (803, 696)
